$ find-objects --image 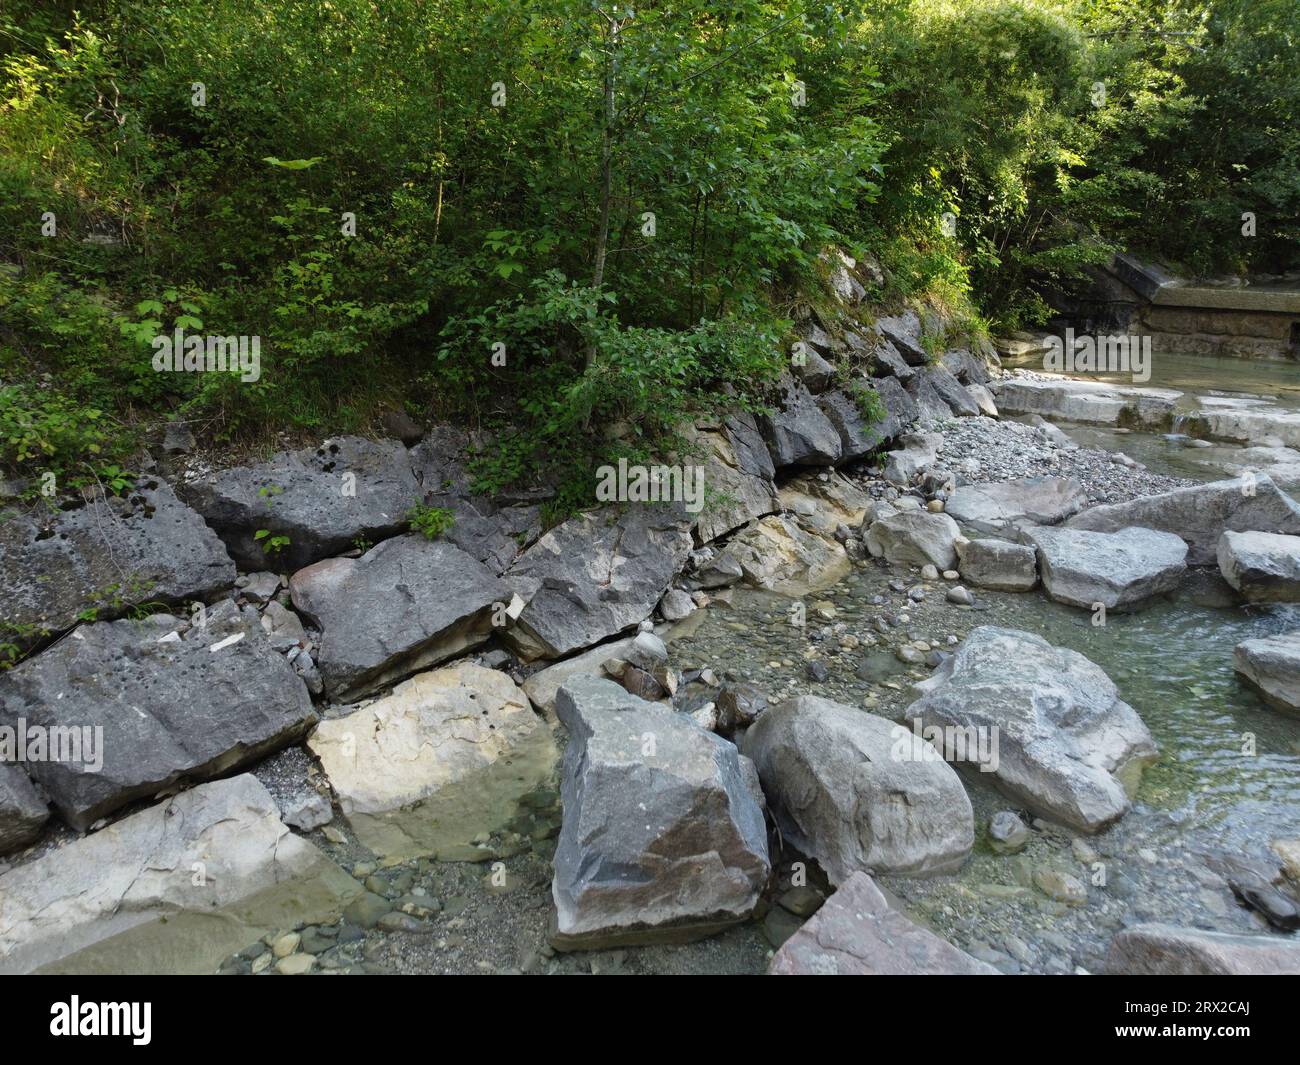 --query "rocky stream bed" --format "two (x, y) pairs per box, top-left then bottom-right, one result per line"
(3, 293), (1300, 976)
